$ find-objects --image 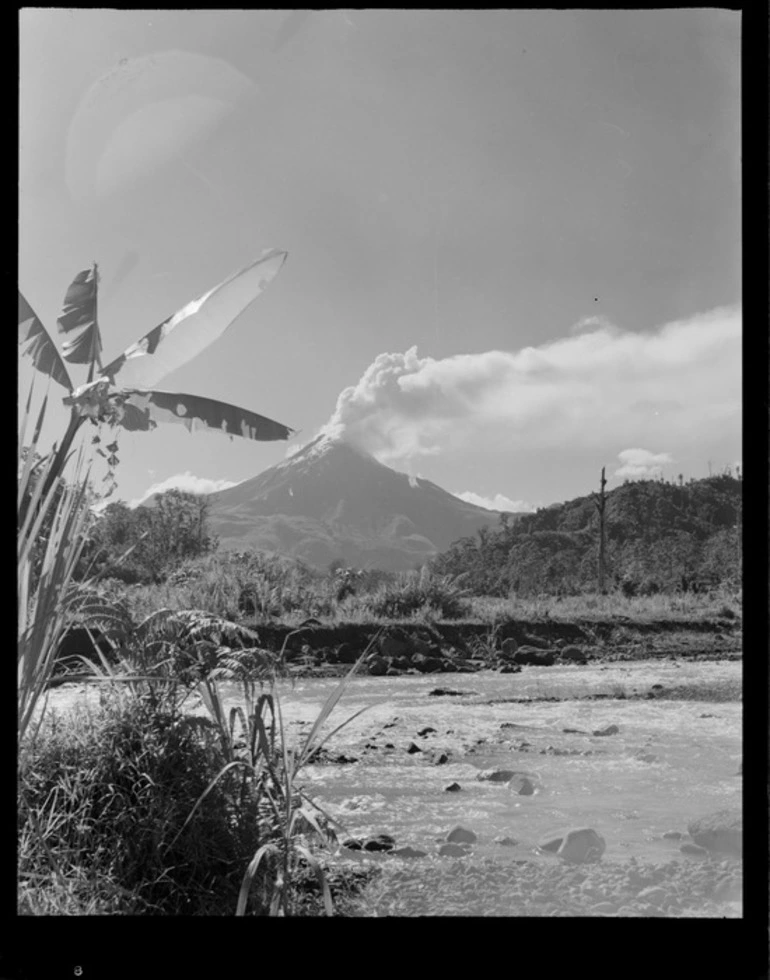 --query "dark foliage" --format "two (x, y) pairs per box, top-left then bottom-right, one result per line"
(79, 489), (217, 584)
(431, 475), (741, 597)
